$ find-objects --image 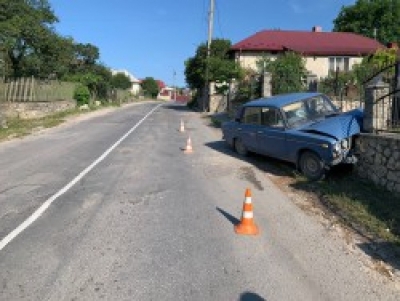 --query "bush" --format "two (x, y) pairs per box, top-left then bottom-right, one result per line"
(73, 85), (90, 105)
